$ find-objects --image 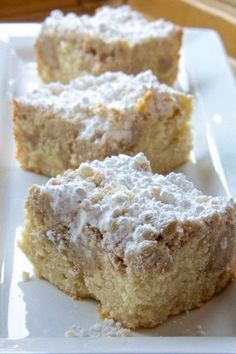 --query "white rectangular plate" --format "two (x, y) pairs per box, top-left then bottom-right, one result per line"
(0, 24), (236, 354)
